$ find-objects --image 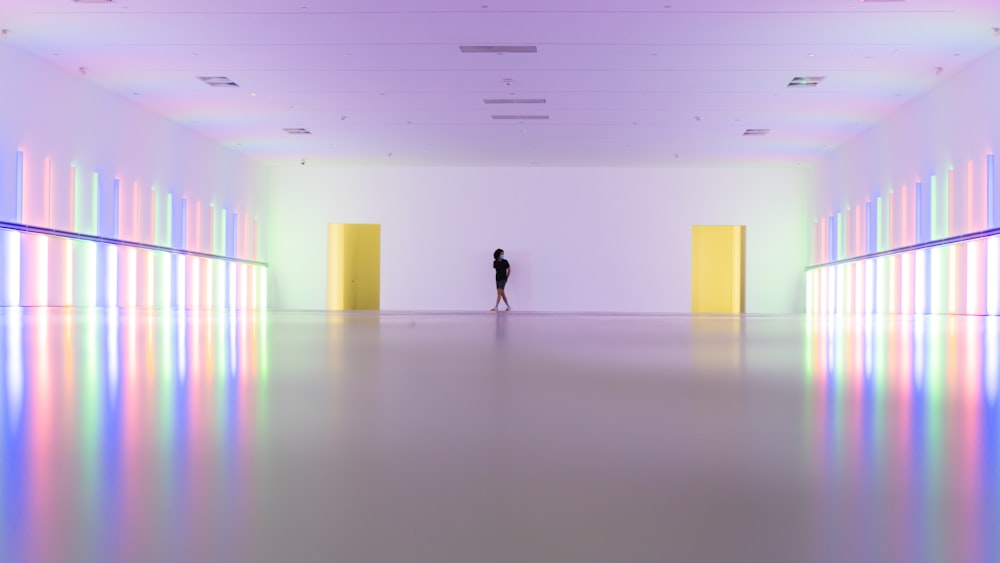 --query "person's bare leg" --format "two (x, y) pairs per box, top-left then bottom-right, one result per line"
(500, 290), (510, 310)
(491, 290), (502, 311)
